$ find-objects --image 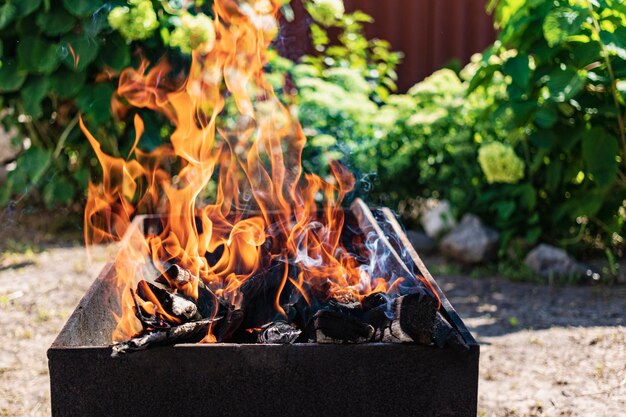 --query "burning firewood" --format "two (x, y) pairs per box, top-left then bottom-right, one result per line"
(136, 280), (200, 321)
(111, 318), (219, 357)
